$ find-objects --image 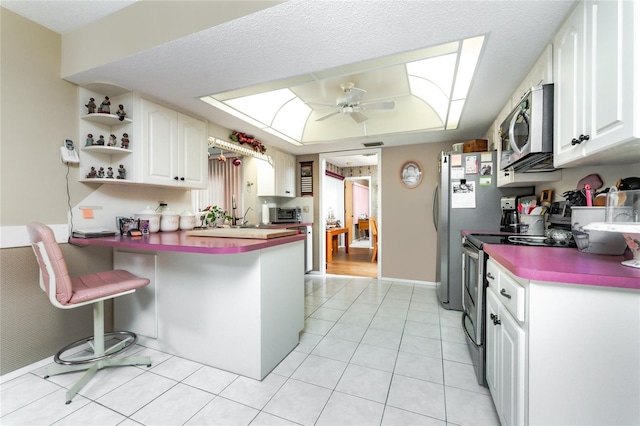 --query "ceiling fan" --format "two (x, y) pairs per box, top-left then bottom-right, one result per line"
(314, 82), (395, 123)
